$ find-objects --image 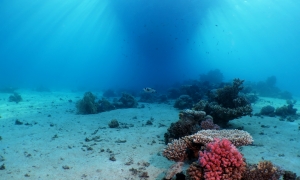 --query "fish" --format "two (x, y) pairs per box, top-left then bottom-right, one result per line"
(143, 87), (156, 93)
